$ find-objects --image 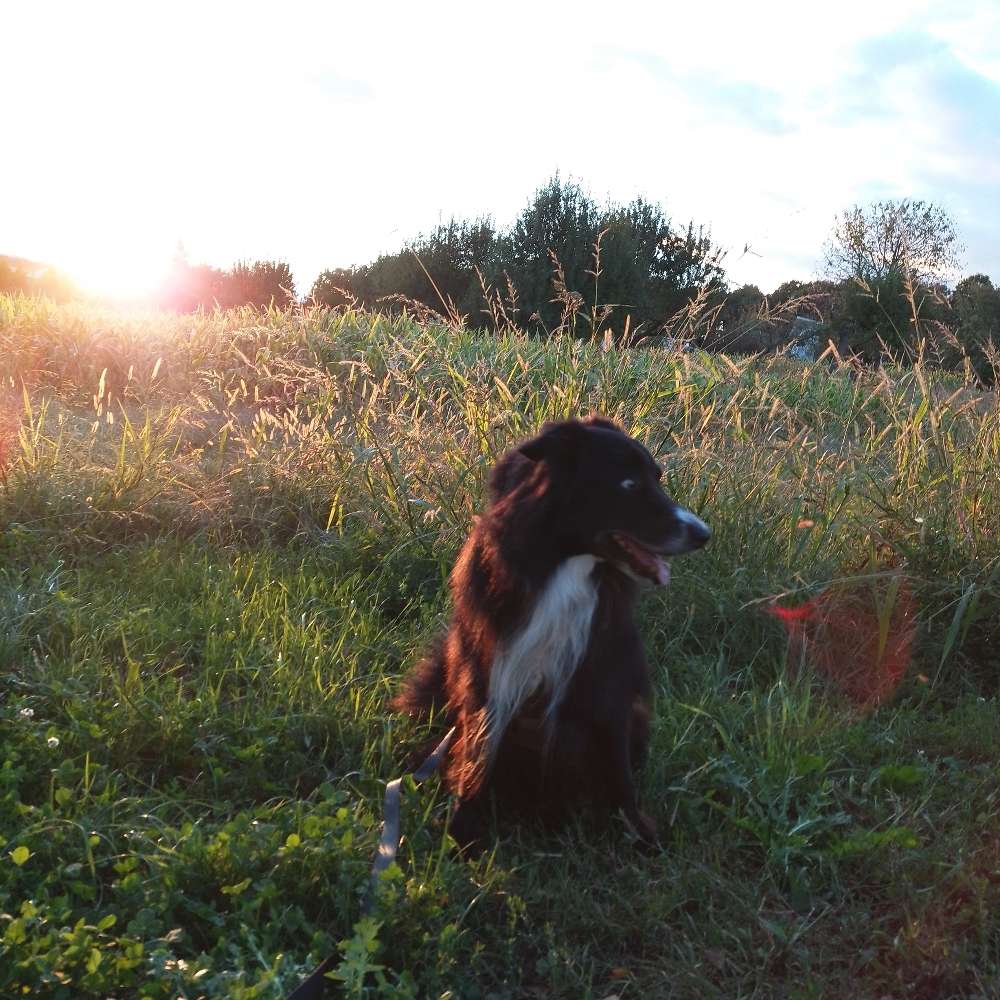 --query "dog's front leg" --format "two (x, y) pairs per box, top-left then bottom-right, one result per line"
(602, 720), (658, 844)
(446, 711), (491, 852)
